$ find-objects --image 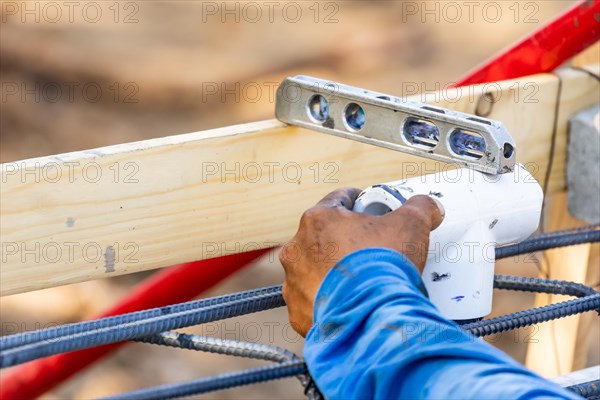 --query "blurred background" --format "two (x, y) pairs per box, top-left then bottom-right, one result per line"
(1, 1), (597, 399)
